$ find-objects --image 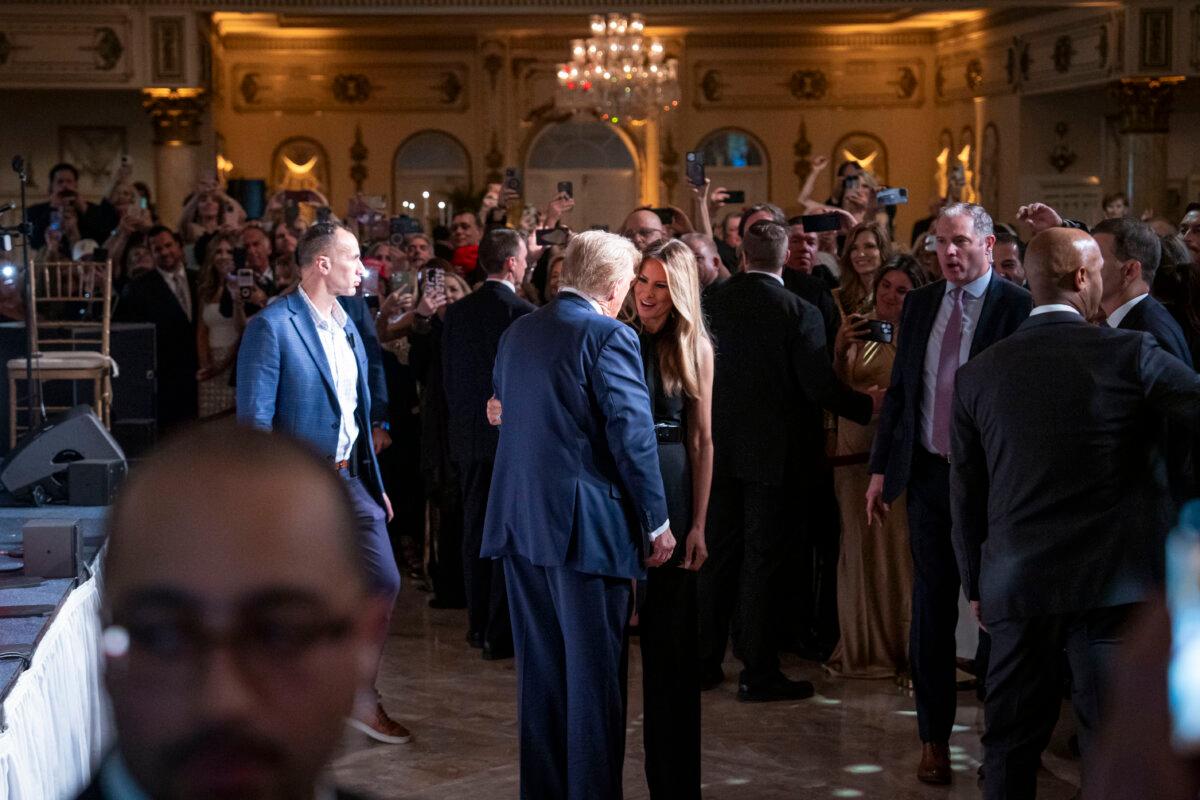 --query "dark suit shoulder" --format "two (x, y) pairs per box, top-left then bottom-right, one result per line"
(989, 274), (1033, 306)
